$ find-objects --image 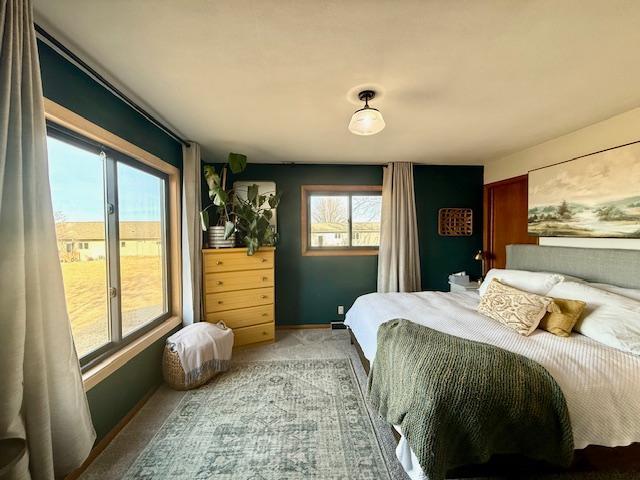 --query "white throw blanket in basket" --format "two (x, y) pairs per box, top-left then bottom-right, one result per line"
(167, 322), (234, 384)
